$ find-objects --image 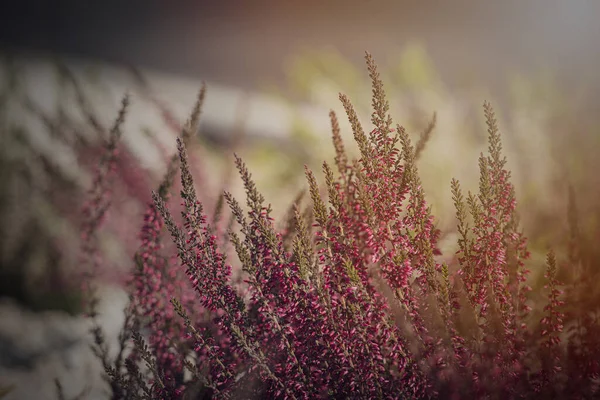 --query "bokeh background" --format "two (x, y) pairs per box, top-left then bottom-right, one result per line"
(1, 1), (600, 398)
